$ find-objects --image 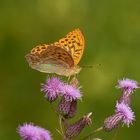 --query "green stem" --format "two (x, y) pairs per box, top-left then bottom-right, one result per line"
(49, 103), (65, 137)
(81, 127), (103, 140)
(112, 127), (119, 140)
(59, 115), (64, 136)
